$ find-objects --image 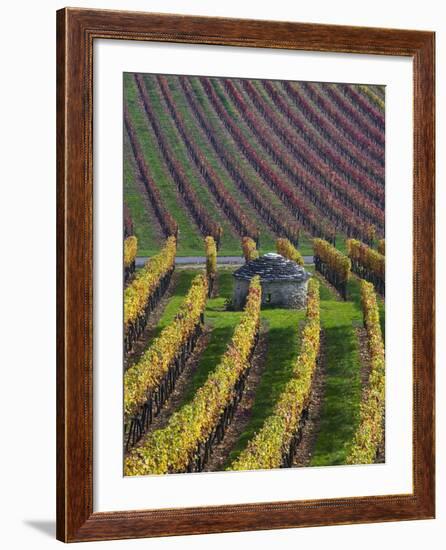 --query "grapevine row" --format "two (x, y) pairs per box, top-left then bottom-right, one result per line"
(247, 82), (384, 231)
(124, 273), (208, 447)
(229, 278), (320, 470)
(357, 84), (385, 111)
(242, 236), (259, 262)
(205, 236), (217, 297)
(231, 79), (383, 236)
(156, 75), (259, 242)
(313, 238), (351, 299)
(276, 238), (304, 266)
(134, 74), (223, 247)
(225, 77), (379, 238)
(124, 107), (178, 239)
(124, 235), (137, 283)
(301, 82), (384, 168)
(200, 78), (336, 243)
(347, 280), (385, 464)
(207, 78), (337, 239)
(346, 239), (385, 295)
(274, 80), (384, 189)
(326, 85), (384, 146)
(125, 276), (262, 475)
(342, 85), (385, 131)
(178, 77), (301, 244)
(378, 239), (385, 255)
(261, 81), (386, 229)
(298, 82), (384, 176)
(124, 237), (176, 353)
(124, 204), (134, 238)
